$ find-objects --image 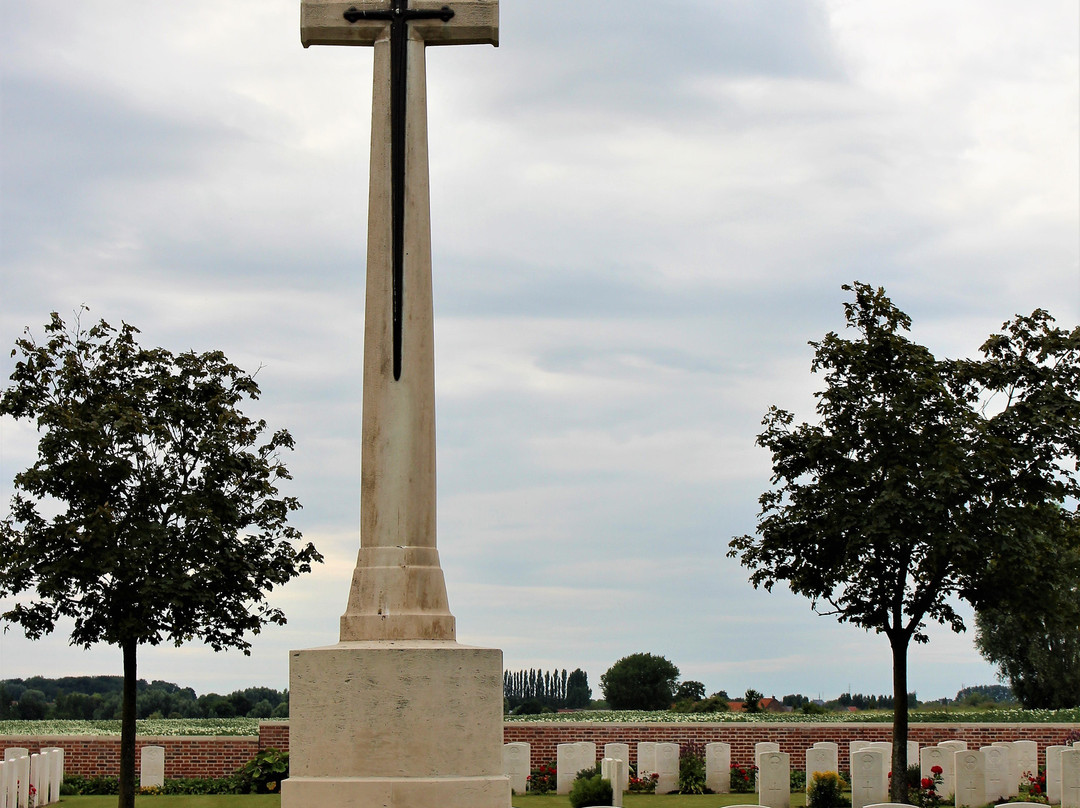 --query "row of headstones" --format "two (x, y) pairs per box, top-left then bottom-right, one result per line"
(2, 748), (64, 808)
(502, 739), (1080, 808)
